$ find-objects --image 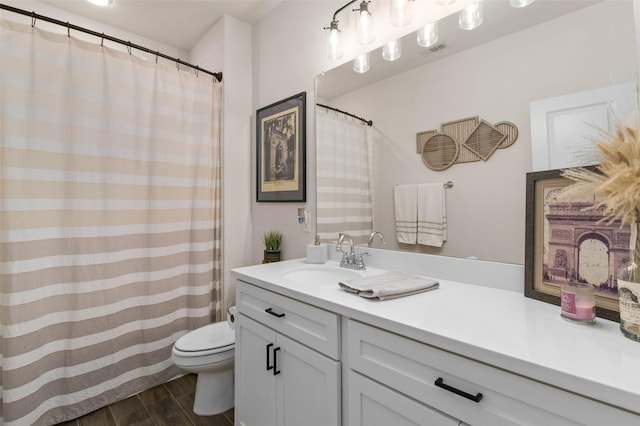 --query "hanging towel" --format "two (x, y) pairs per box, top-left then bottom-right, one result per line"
(339, 270), (440, 300)
(394, 184), (418, 244)
(418, 183), (447, 247)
